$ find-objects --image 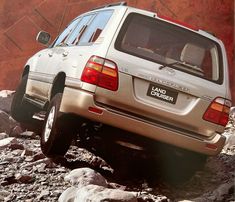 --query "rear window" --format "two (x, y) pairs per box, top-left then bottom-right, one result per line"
(79, 10), (113, 45)
(115, 13), (223, 83)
